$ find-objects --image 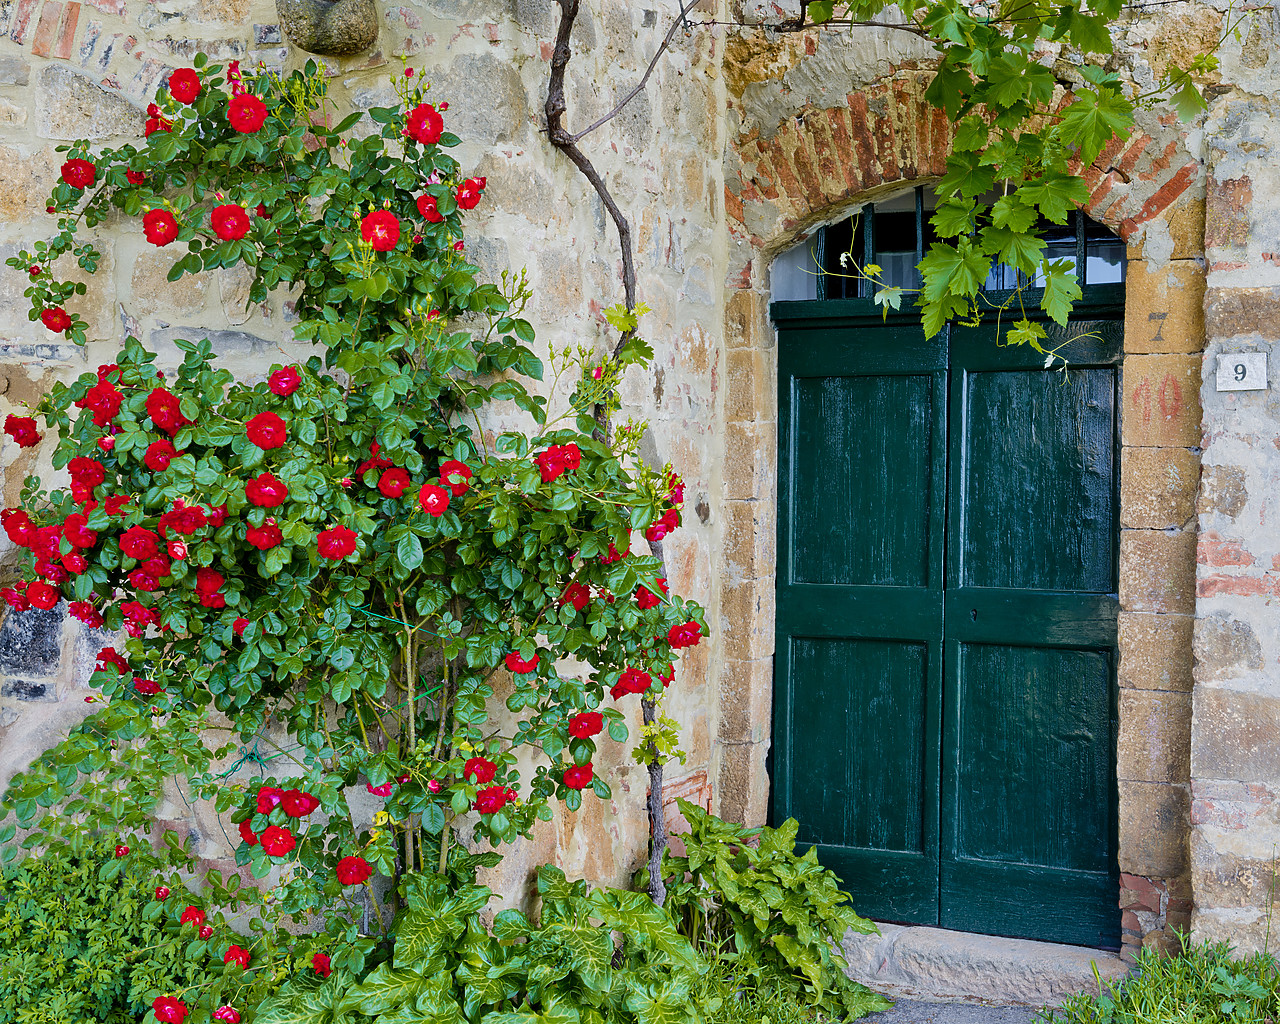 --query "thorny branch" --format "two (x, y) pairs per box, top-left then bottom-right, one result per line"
(545, 0), (685, 906)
